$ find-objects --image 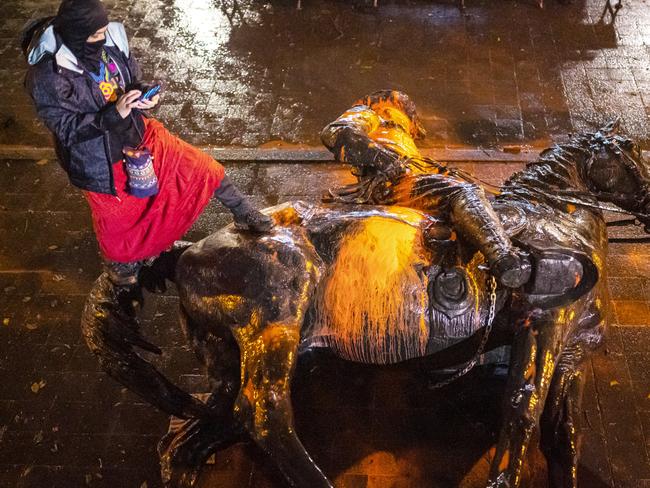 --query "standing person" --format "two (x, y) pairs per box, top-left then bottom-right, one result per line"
(23, 0), (272, 287)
